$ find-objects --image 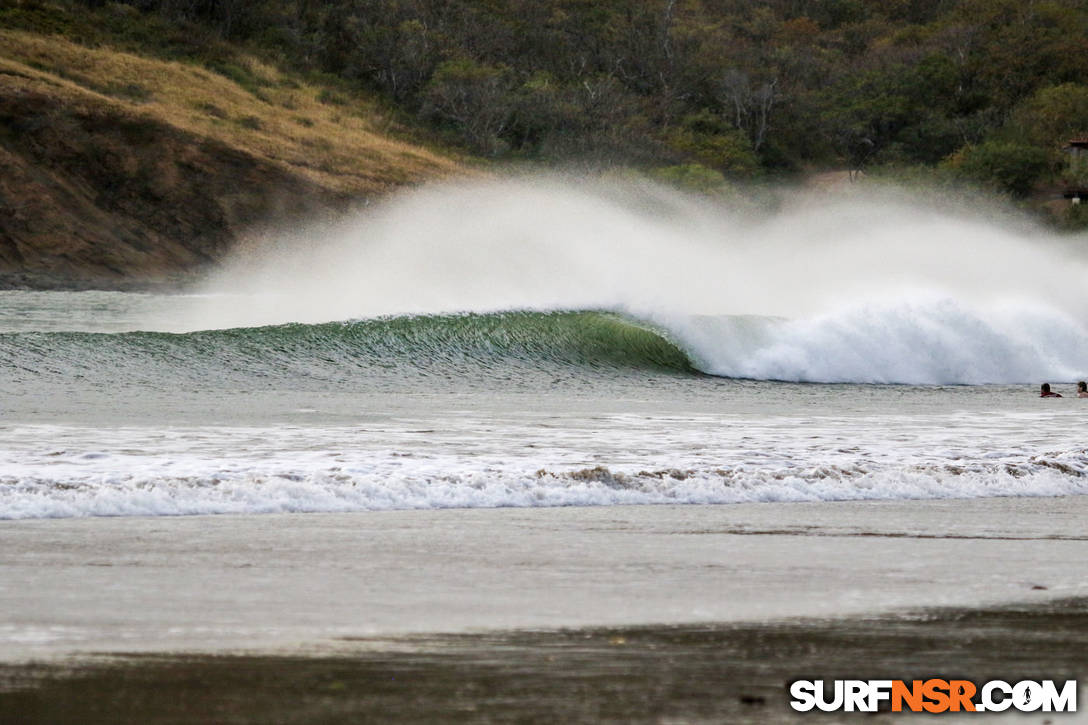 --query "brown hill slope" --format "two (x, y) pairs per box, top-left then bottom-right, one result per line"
(0, 31), (464, 289)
